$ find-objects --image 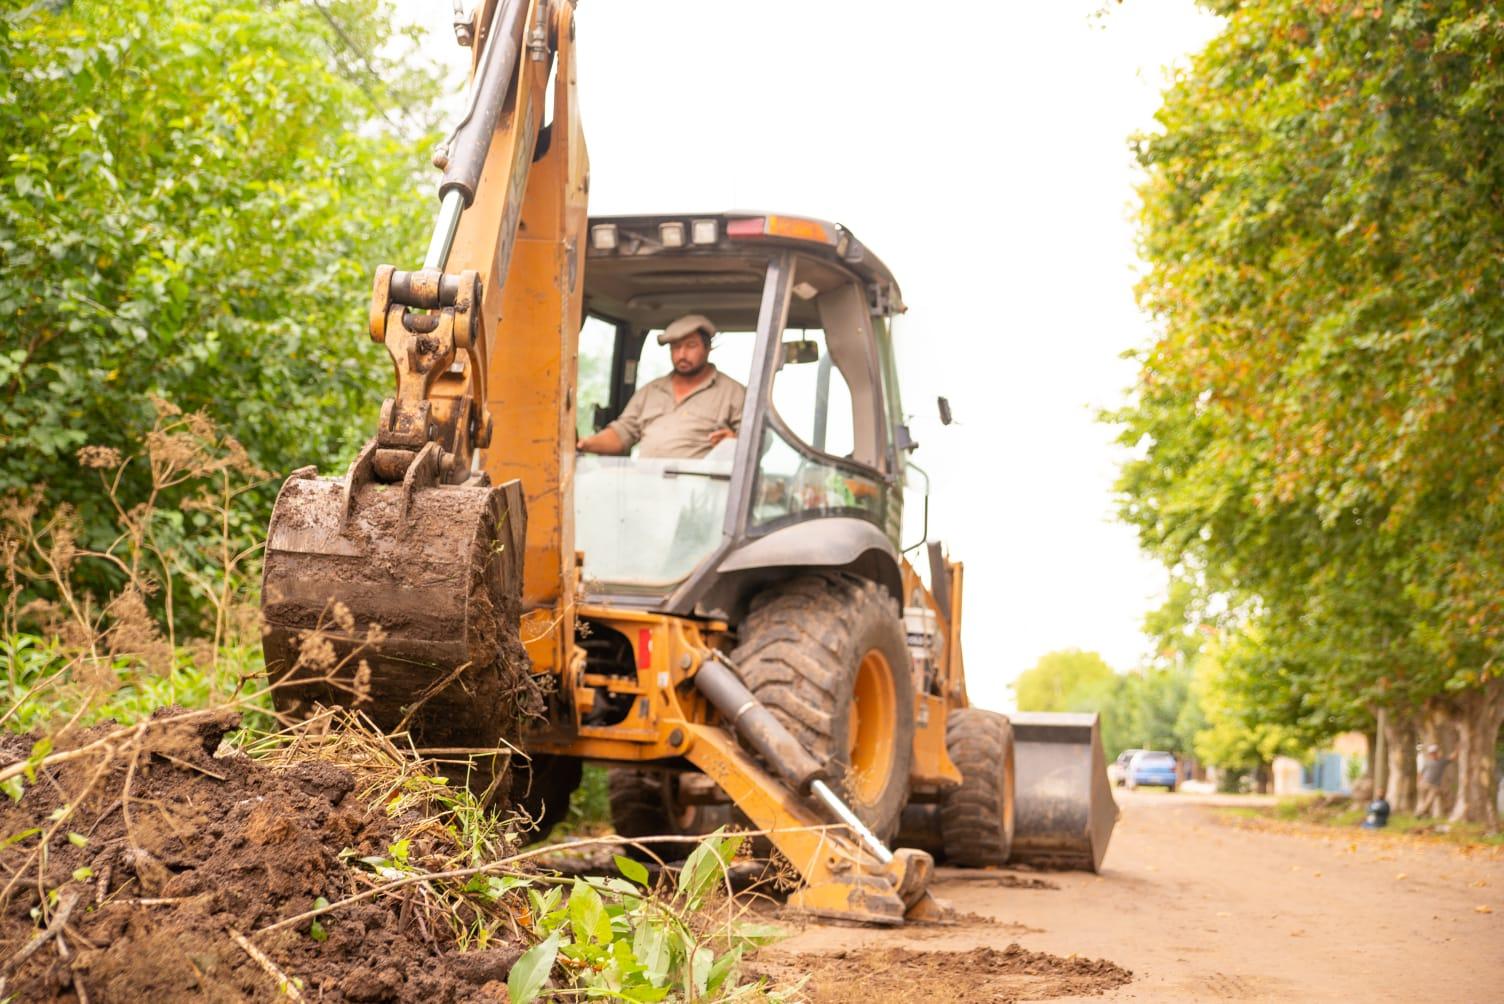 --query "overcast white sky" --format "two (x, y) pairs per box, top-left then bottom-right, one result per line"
(396, 0), (1222, 711)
